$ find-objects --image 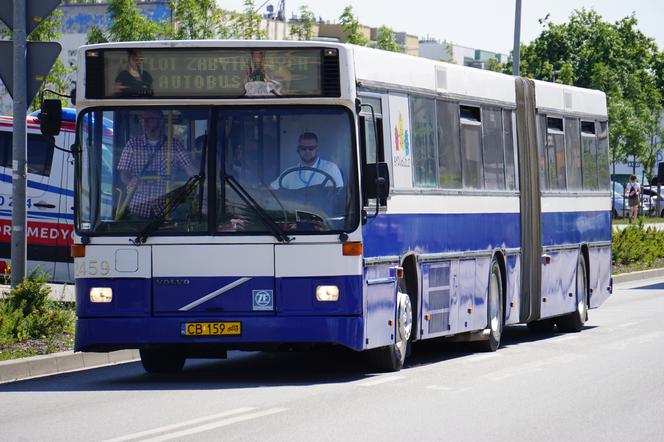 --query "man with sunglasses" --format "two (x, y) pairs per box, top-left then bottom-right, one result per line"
(271, 132), (343, 190)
